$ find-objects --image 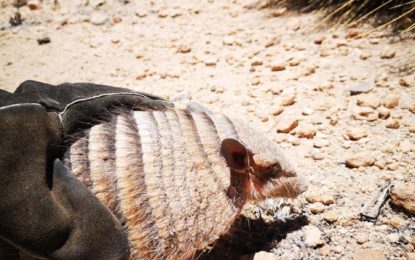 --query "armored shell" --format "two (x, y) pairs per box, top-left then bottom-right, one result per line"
(65, 107), (306, 259)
